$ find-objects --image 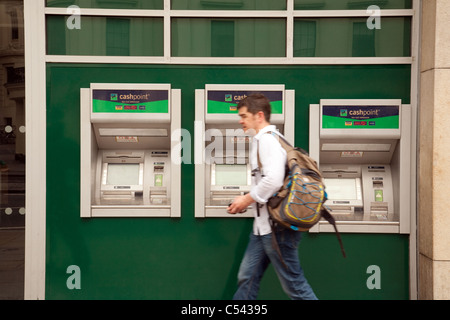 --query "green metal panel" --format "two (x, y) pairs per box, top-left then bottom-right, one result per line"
(46, 64), (410, 299)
